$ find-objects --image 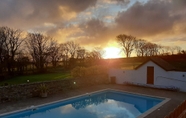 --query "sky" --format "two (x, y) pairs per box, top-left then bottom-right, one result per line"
(0, 0), (186, 57)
